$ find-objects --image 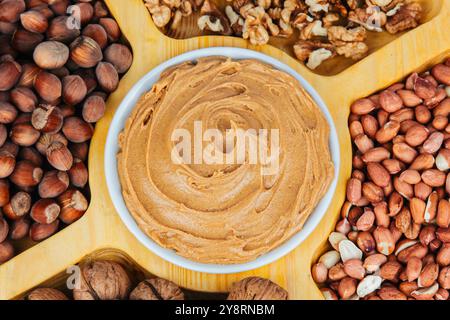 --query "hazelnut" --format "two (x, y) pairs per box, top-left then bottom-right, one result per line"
(59, 104), (76, 118)
(0, 179), (9, 207)
(69, 142), (89, 161)
(96, 61), (118, 92)
(0, 240), (14, 265)
(27, 288), (68, 300)
(2, 191), (31, 220)
(0, 150), (16, 178)
(227, 277), (288, 300)
(62, 75), (87, 105)
(13, 113), (31, 125)
(18, 63), (41, 88)
(9, 217), (30, 240)
(9, 160), (43, 188)
(31, 198), (60, 224)
(0, 101), (18, 124)
(99, 18), (121, 42)
(130, 279), (185, 300)
(29, 219), (59, 242)
(46, 141), (73, 171)
(49, 0), (70, 16)
(0, 218), (9, 243)
(94, 1), (109, 19)
(73, 260), (131, 300)
(33, 41), (69, 69)
(0, 21), (16, 35)
(82, 94), (105, 123)
(31, 4), (54, 19)
(50, 66), (70, 78)
(69, 158), (88, 188)
(67, 3), (94, 25)
(38, 170), (69, 198)
(70, 36), (103, 68)
(104, 43), (133, 74)
(74, 68), (97, 94)
(20, 10), (48, 33)
(10, 123), (40, 146)
(19, 147), (44, 167)
(11, 28), (44, 53)
(46, 16), (80, 43)
(82, 24), (108, 49)
(62, 116), (93, 143)
(34, 71), (62, 102)
(0, 0), (26, 23)
(0, 140), (19, 157)
(0, 124), (6, 147)
(58, 188), (88, 224)
(10, 86), (38, 112)
(35, 132), (67, 154)
(31, 105), (63, 134)
(0, 60), (22, 91)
